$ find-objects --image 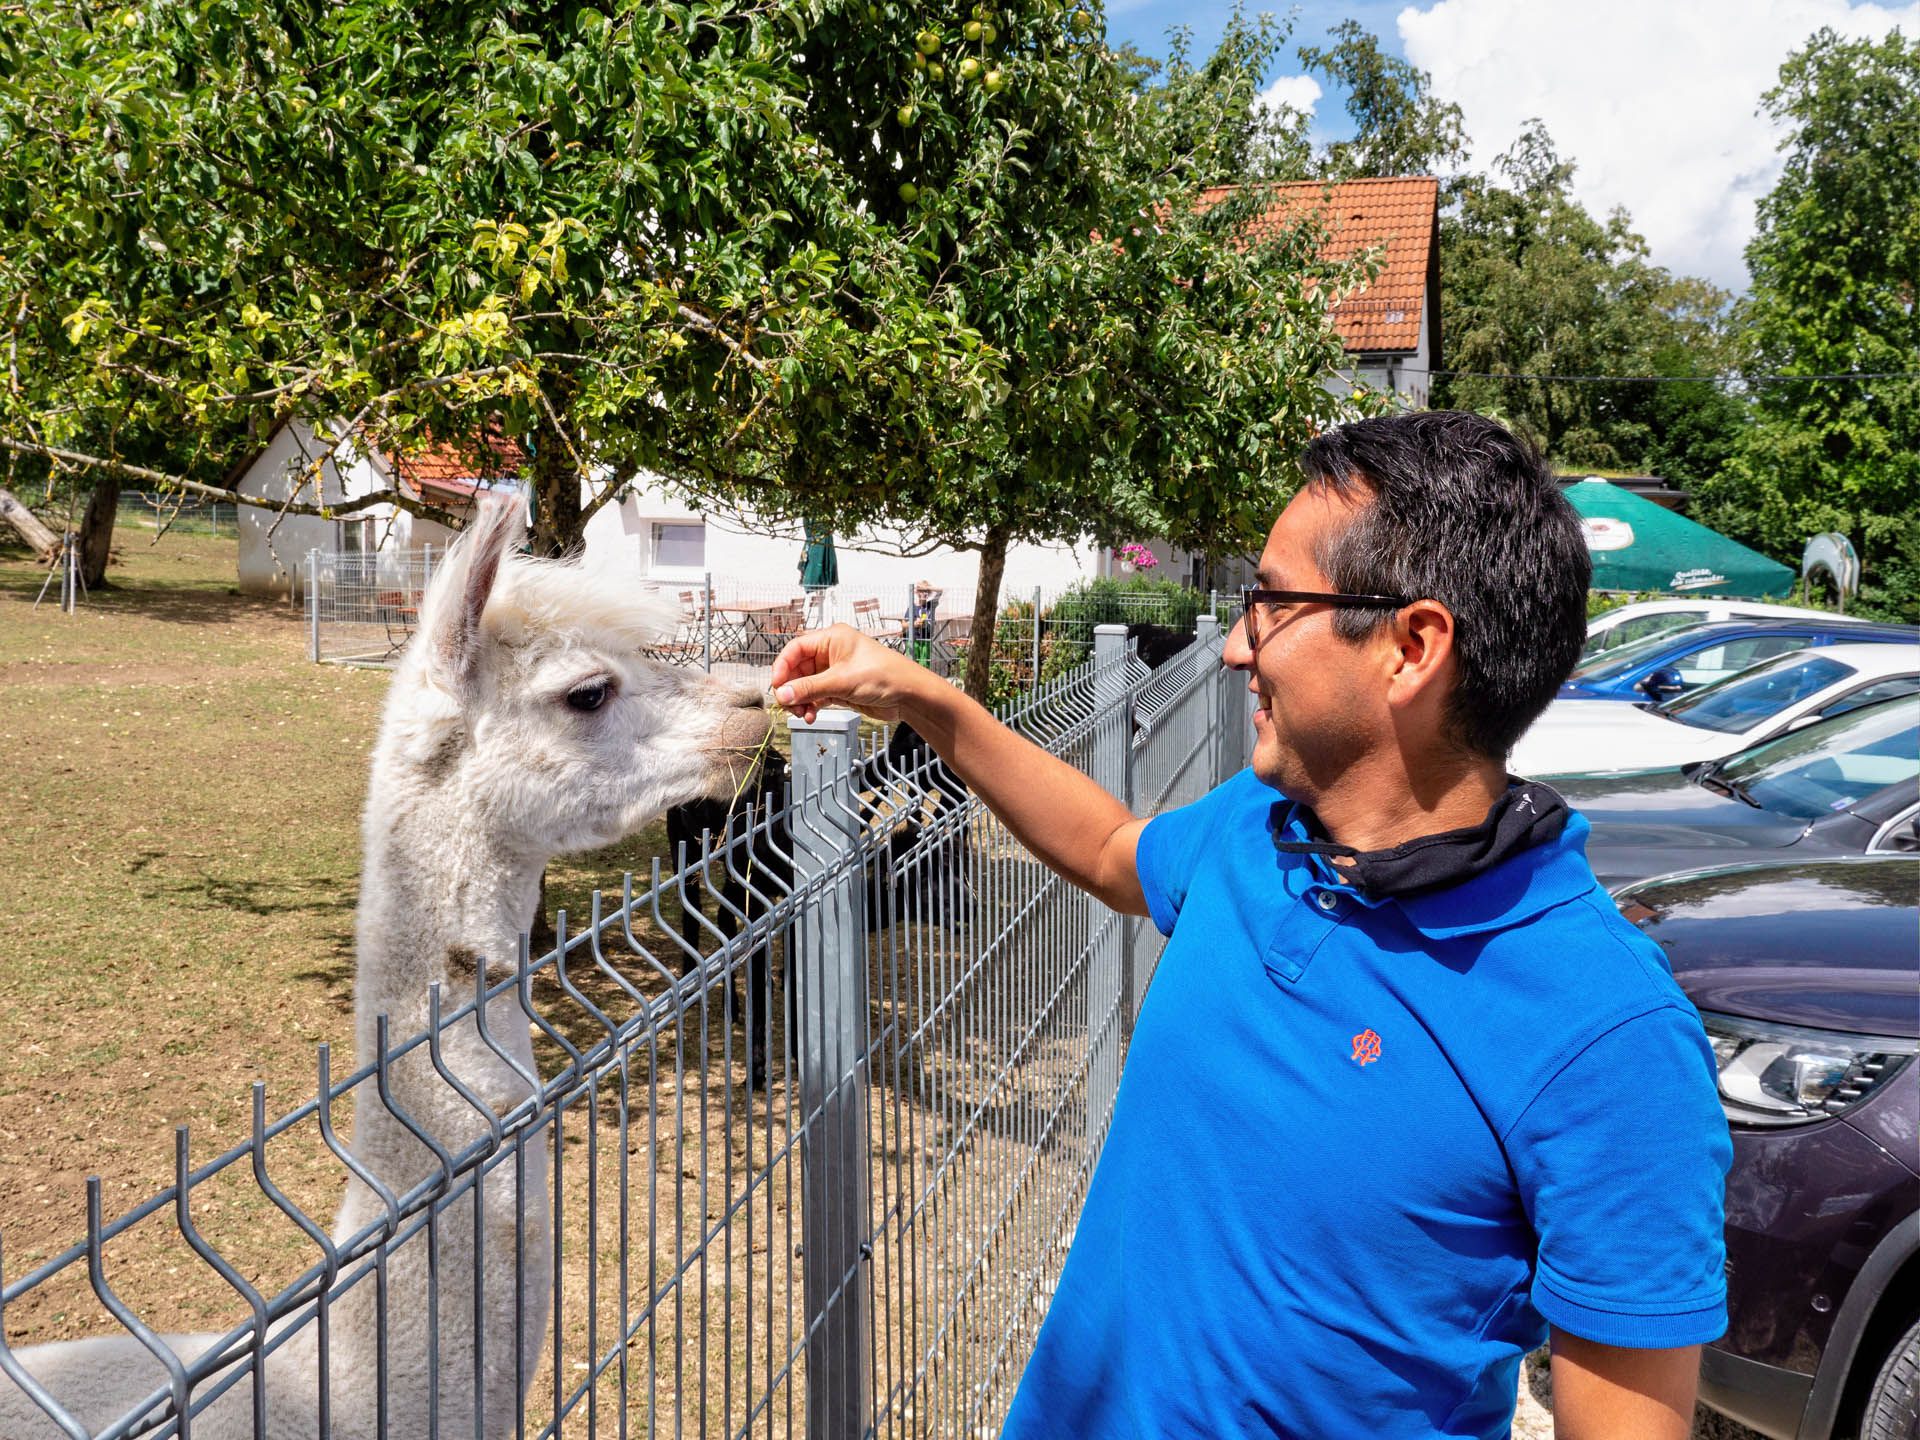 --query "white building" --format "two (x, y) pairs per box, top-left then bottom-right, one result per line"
(231, 422), (1104, 613)
(230, 421), (473, 596)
